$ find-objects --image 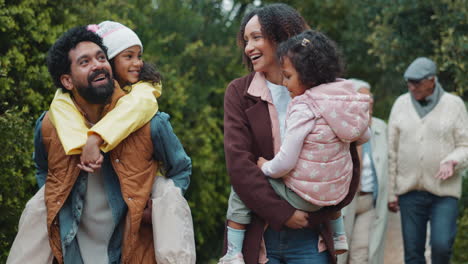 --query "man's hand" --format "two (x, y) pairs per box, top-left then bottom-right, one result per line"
(257, 157), (268, 169)
(435, 160), (457, 180)
(78, 133), (104, 173)
(285, 210), (309, 229)
(141, 199), (152, 225)
(388, 197), (399, 213)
